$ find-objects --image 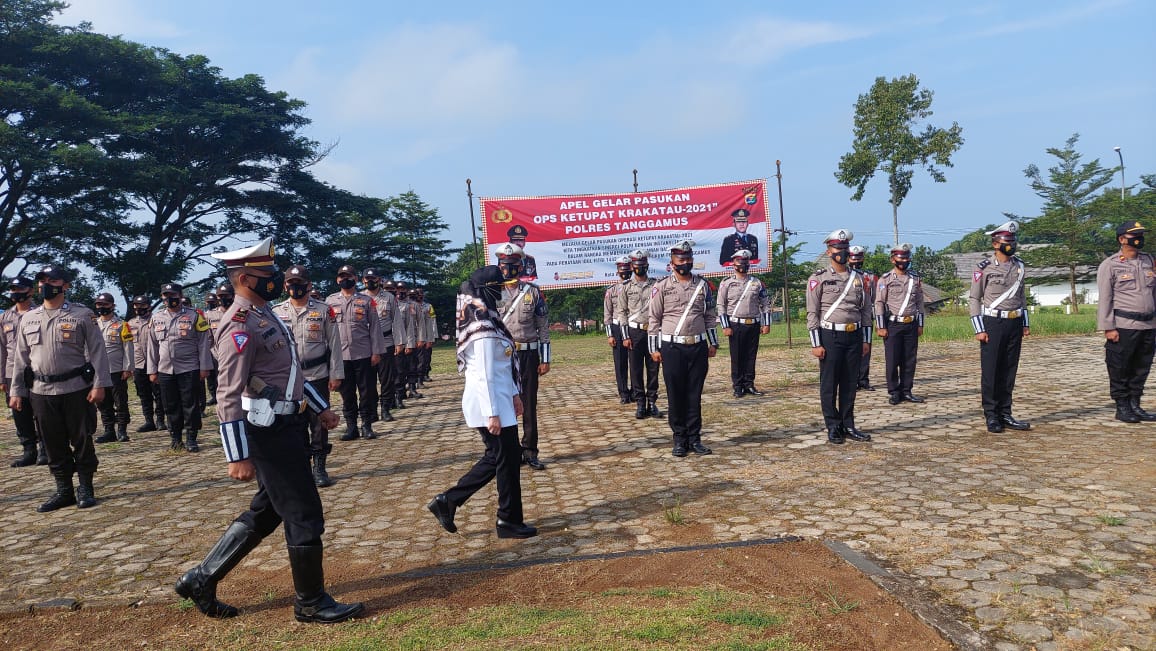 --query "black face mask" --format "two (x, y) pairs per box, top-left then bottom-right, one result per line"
(734, 261), (750, 274)
(895, 260), (911, 271)
(500, 263), (522, 281)
(218, 295), (234, 308)
(997, 241), (1017, 256)
(205, 298), (219, 310)
(617, 268), (631, 280)
(251, 271), (285, 302)
(848, 260), (863, 270)
(164, 296), (181, 309)
(95, 306), (113, 316)
(365, 280), (380, 290)
(134, 306), (149, 316)
(9, 292), (30, 303)
(673, 262), (693, 276)
(337, 277), (357, 290)
(40, 284), (64, 300)
(831, 250), (849, 265)
(287, 284), (309, 299)
(632, 264), (649, 276)
(1125, 235), (1145, 249)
